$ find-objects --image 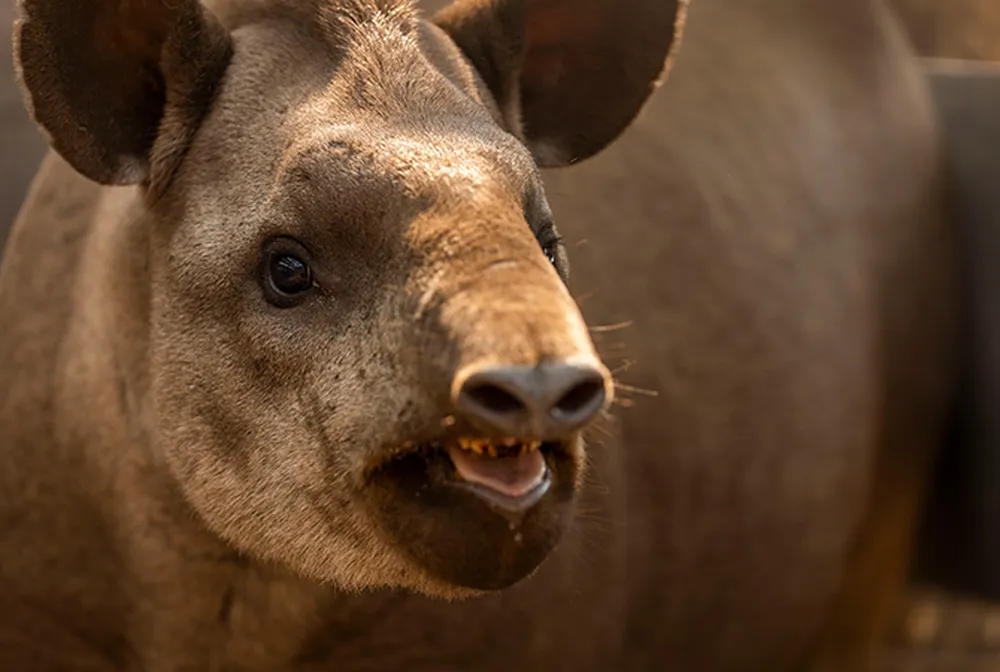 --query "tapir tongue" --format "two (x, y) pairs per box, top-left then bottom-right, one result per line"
(446, 446), (547, 498)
